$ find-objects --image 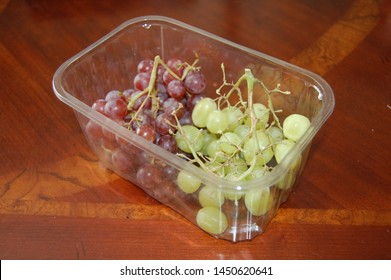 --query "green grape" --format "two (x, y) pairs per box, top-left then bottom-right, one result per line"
(196, 207), (228, 235)
(223, 106), (244, 131)
(206, 109), (228, 134)
(175, 125), (204, 153)
(268, 126), (284, 144)
(246, 165), (269, 180)
(233, 124), (250, 139)
(244, 103), (269, 129)
(198, 185), (225, 208)
(192, 97), (217, 128)
(245, 187), (273, 216)
(206, 139), (226, 163)
(242, 130), (274, 166)
(205, 161), (225, 177)
(201, 130), (218, 155)
(283, 113), (311, 142)
(274, 139), (295, 164)
(224, 158), (248, 175)
(276, 155), (301, 190)
(223, 178), (245, 200)
(218, 132), (241, 155)
(177, 170), (201, 194)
